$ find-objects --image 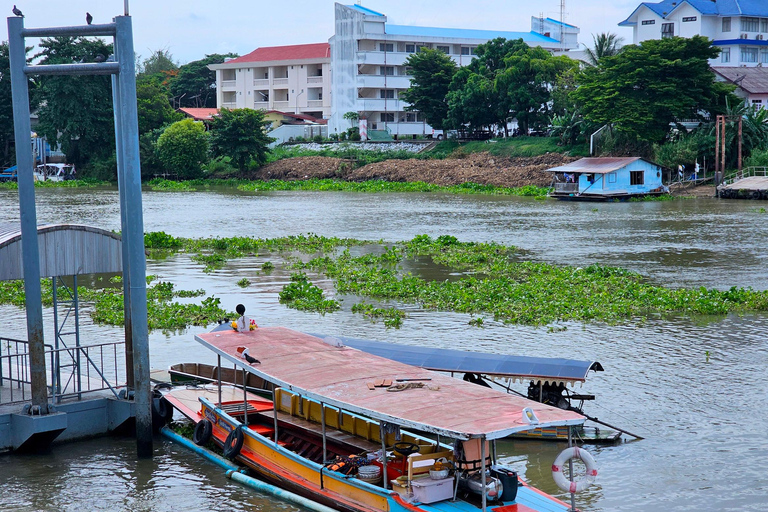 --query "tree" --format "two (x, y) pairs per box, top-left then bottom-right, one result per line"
(0, 42), (36, 167)
(400, 48), (457, 130)
(209, 108), (274, 171)
(342, 111), (359, 128)
(573, 36), (735, 144)
(583, 33), (624, 66)
(138, 49), (178, 75)
(34, 37), (115, 168)
(171, 53), (237, 108)
(136, 81), (183, 134)
(156, 118), (209, 178)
